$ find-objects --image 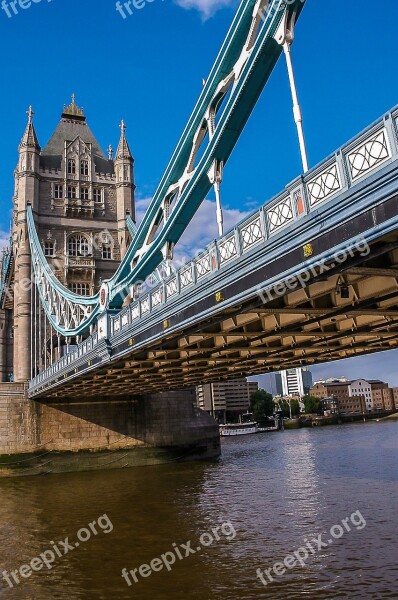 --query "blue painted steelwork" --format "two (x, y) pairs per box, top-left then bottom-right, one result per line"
(126, 214), (173, 284)
(125, 215), (138, 240)
(27, 0), (307, 336)
(0, 239), (13, 305)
